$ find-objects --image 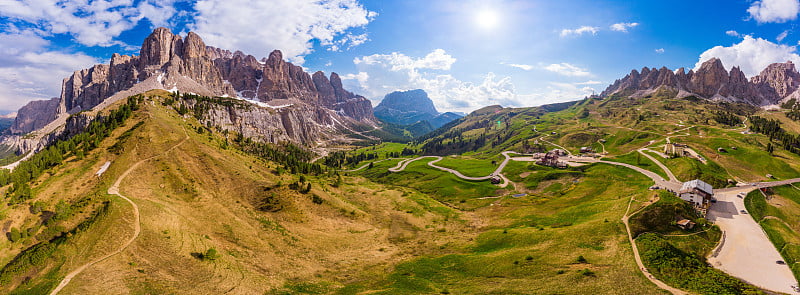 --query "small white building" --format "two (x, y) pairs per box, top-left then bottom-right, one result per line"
(678, 179), (714, 209)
